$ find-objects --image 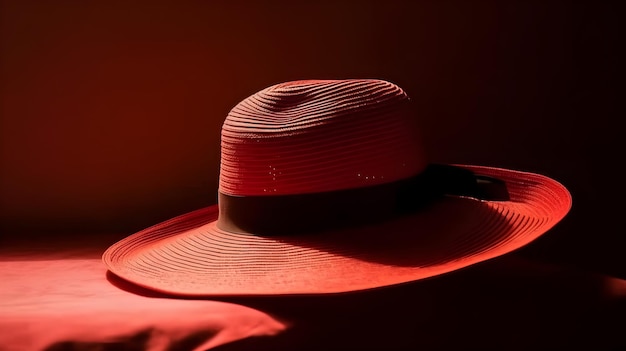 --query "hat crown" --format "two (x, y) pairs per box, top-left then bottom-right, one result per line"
(219, 79), (427, 196)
